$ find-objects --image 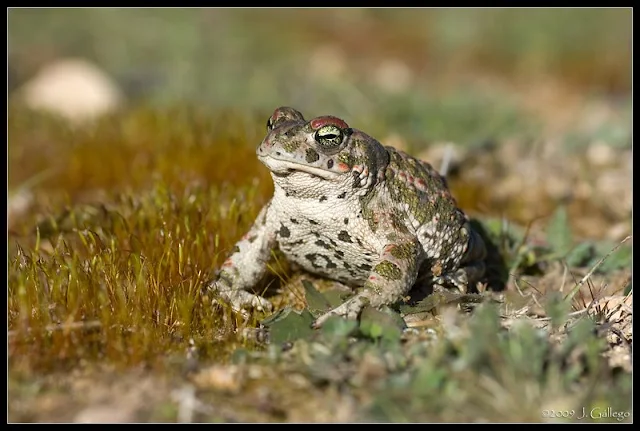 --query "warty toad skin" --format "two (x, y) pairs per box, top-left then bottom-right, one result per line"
(209, 107), (486, 328)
